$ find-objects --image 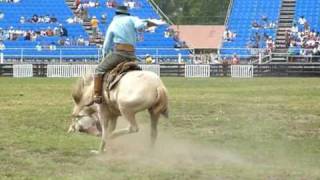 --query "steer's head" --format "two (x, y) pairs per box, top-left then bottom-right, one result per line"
(68, 75), (101, 136)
